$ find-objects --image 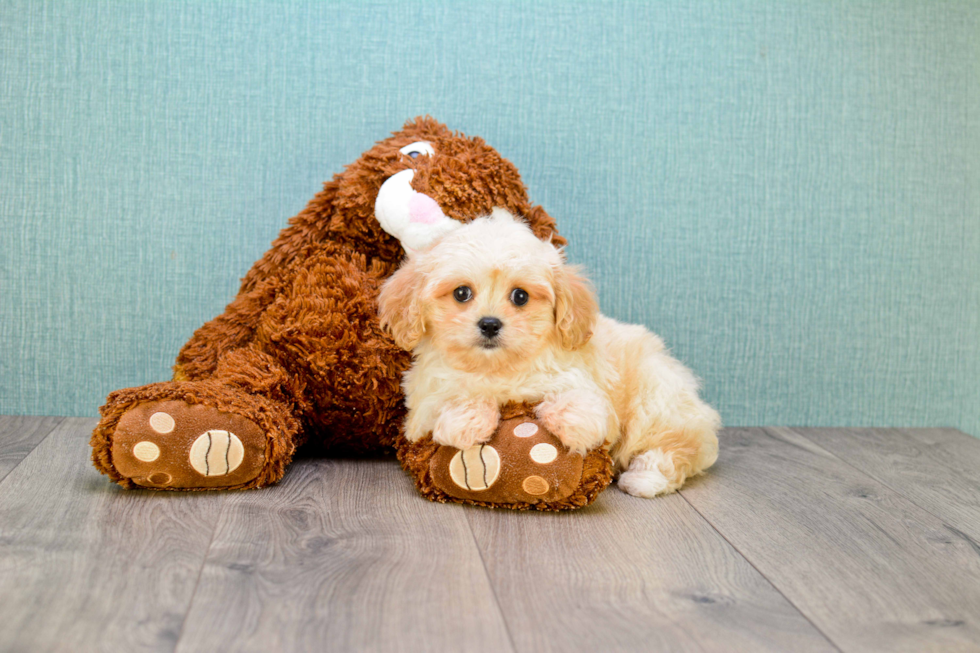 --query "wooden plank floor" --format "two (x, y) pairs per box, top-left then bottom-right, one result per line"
(1, 419), (978, 652)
